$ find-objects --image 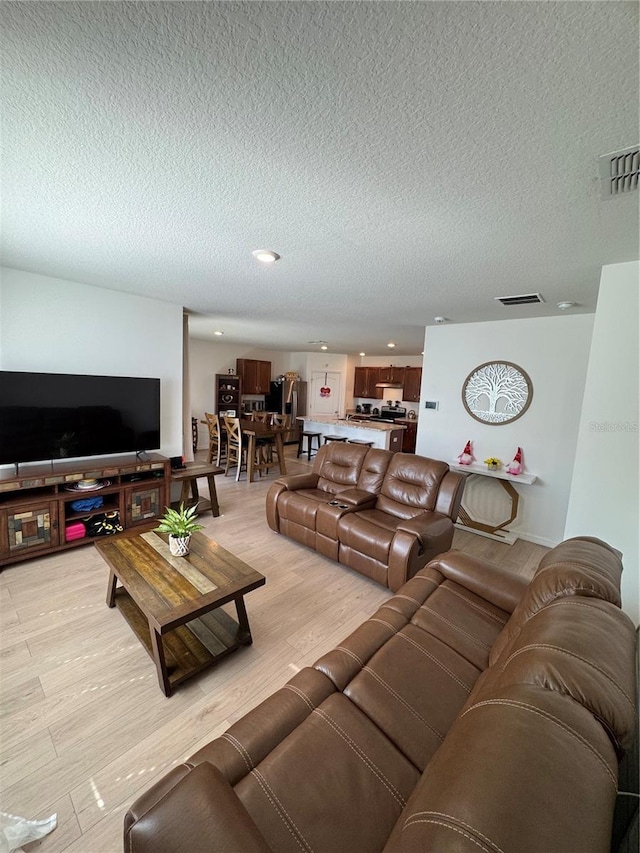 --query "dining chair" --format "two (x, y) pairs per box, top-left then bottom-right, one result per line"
(204, 412), (224, 466)
(223, 417), (245, 481)
(264, 413), (288, 466)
